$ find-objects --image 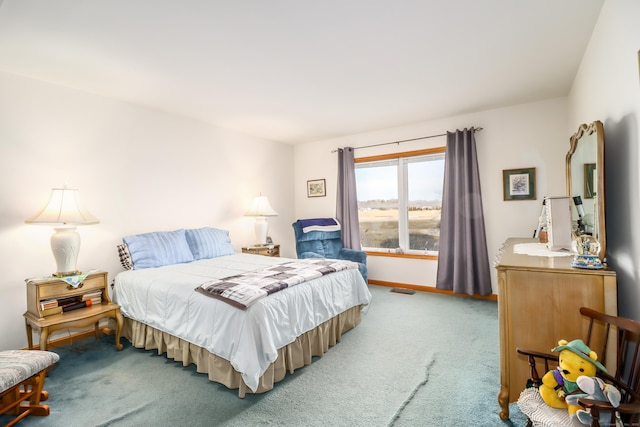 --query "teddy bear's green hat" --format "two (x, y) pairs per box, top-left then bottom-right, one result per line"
(552, 339), (607, 372)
